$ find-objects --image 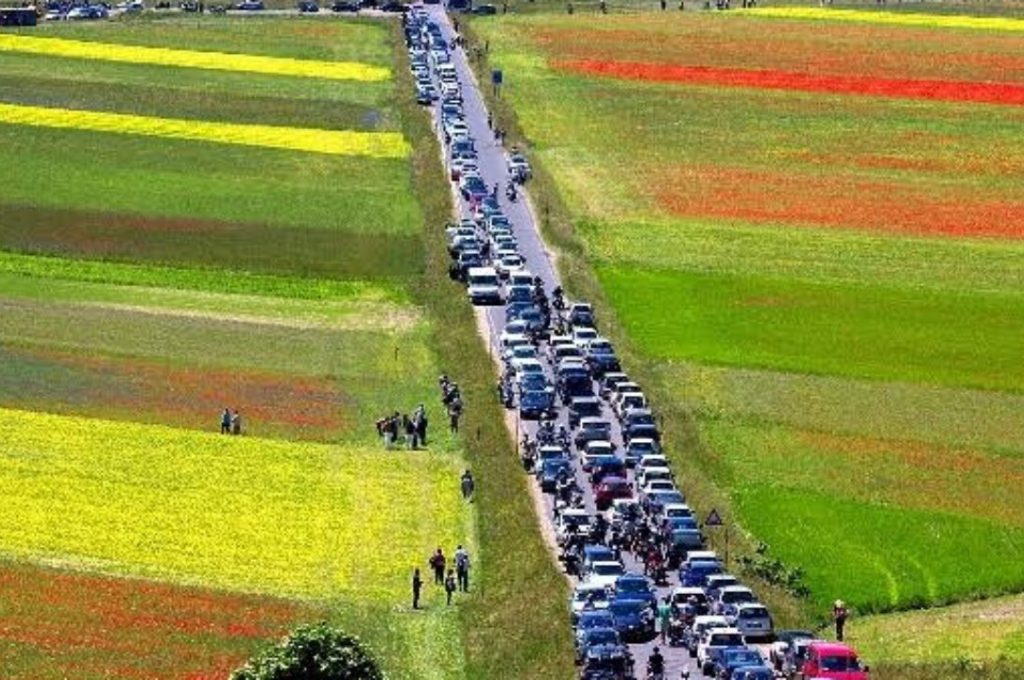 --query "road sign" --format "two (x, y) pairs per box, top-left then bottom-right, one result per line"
(491, 69), (503, 86)
(705, 508), (723, 527)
